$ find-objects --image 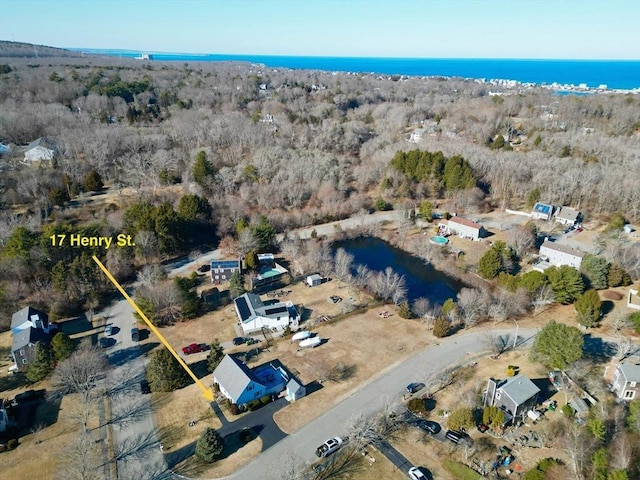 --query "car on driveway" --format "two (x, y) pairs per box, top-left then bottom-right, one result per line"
(99, 337), (110, 348)
(477, 423), (489, 433)
(406, 382), (424, 394)
(413, 419), (441, 434)
(105, 324), (114, 335)
(315, 437), (343, 458)
(182, 343), (209, 355)
(197, 264), (211, 273)
(232, 337), (246, 346)
(408, 467), (428, 480)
